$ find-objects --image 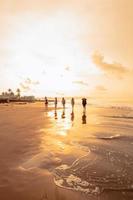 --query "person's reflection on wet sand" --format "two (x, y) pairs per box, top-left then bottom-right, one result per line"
(61, 109), (65, 119)
(54, 97), (58, 109)
(71, 111), (74, 121)
(82, 111), (87, 124)
(54, 109), (58, 120)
